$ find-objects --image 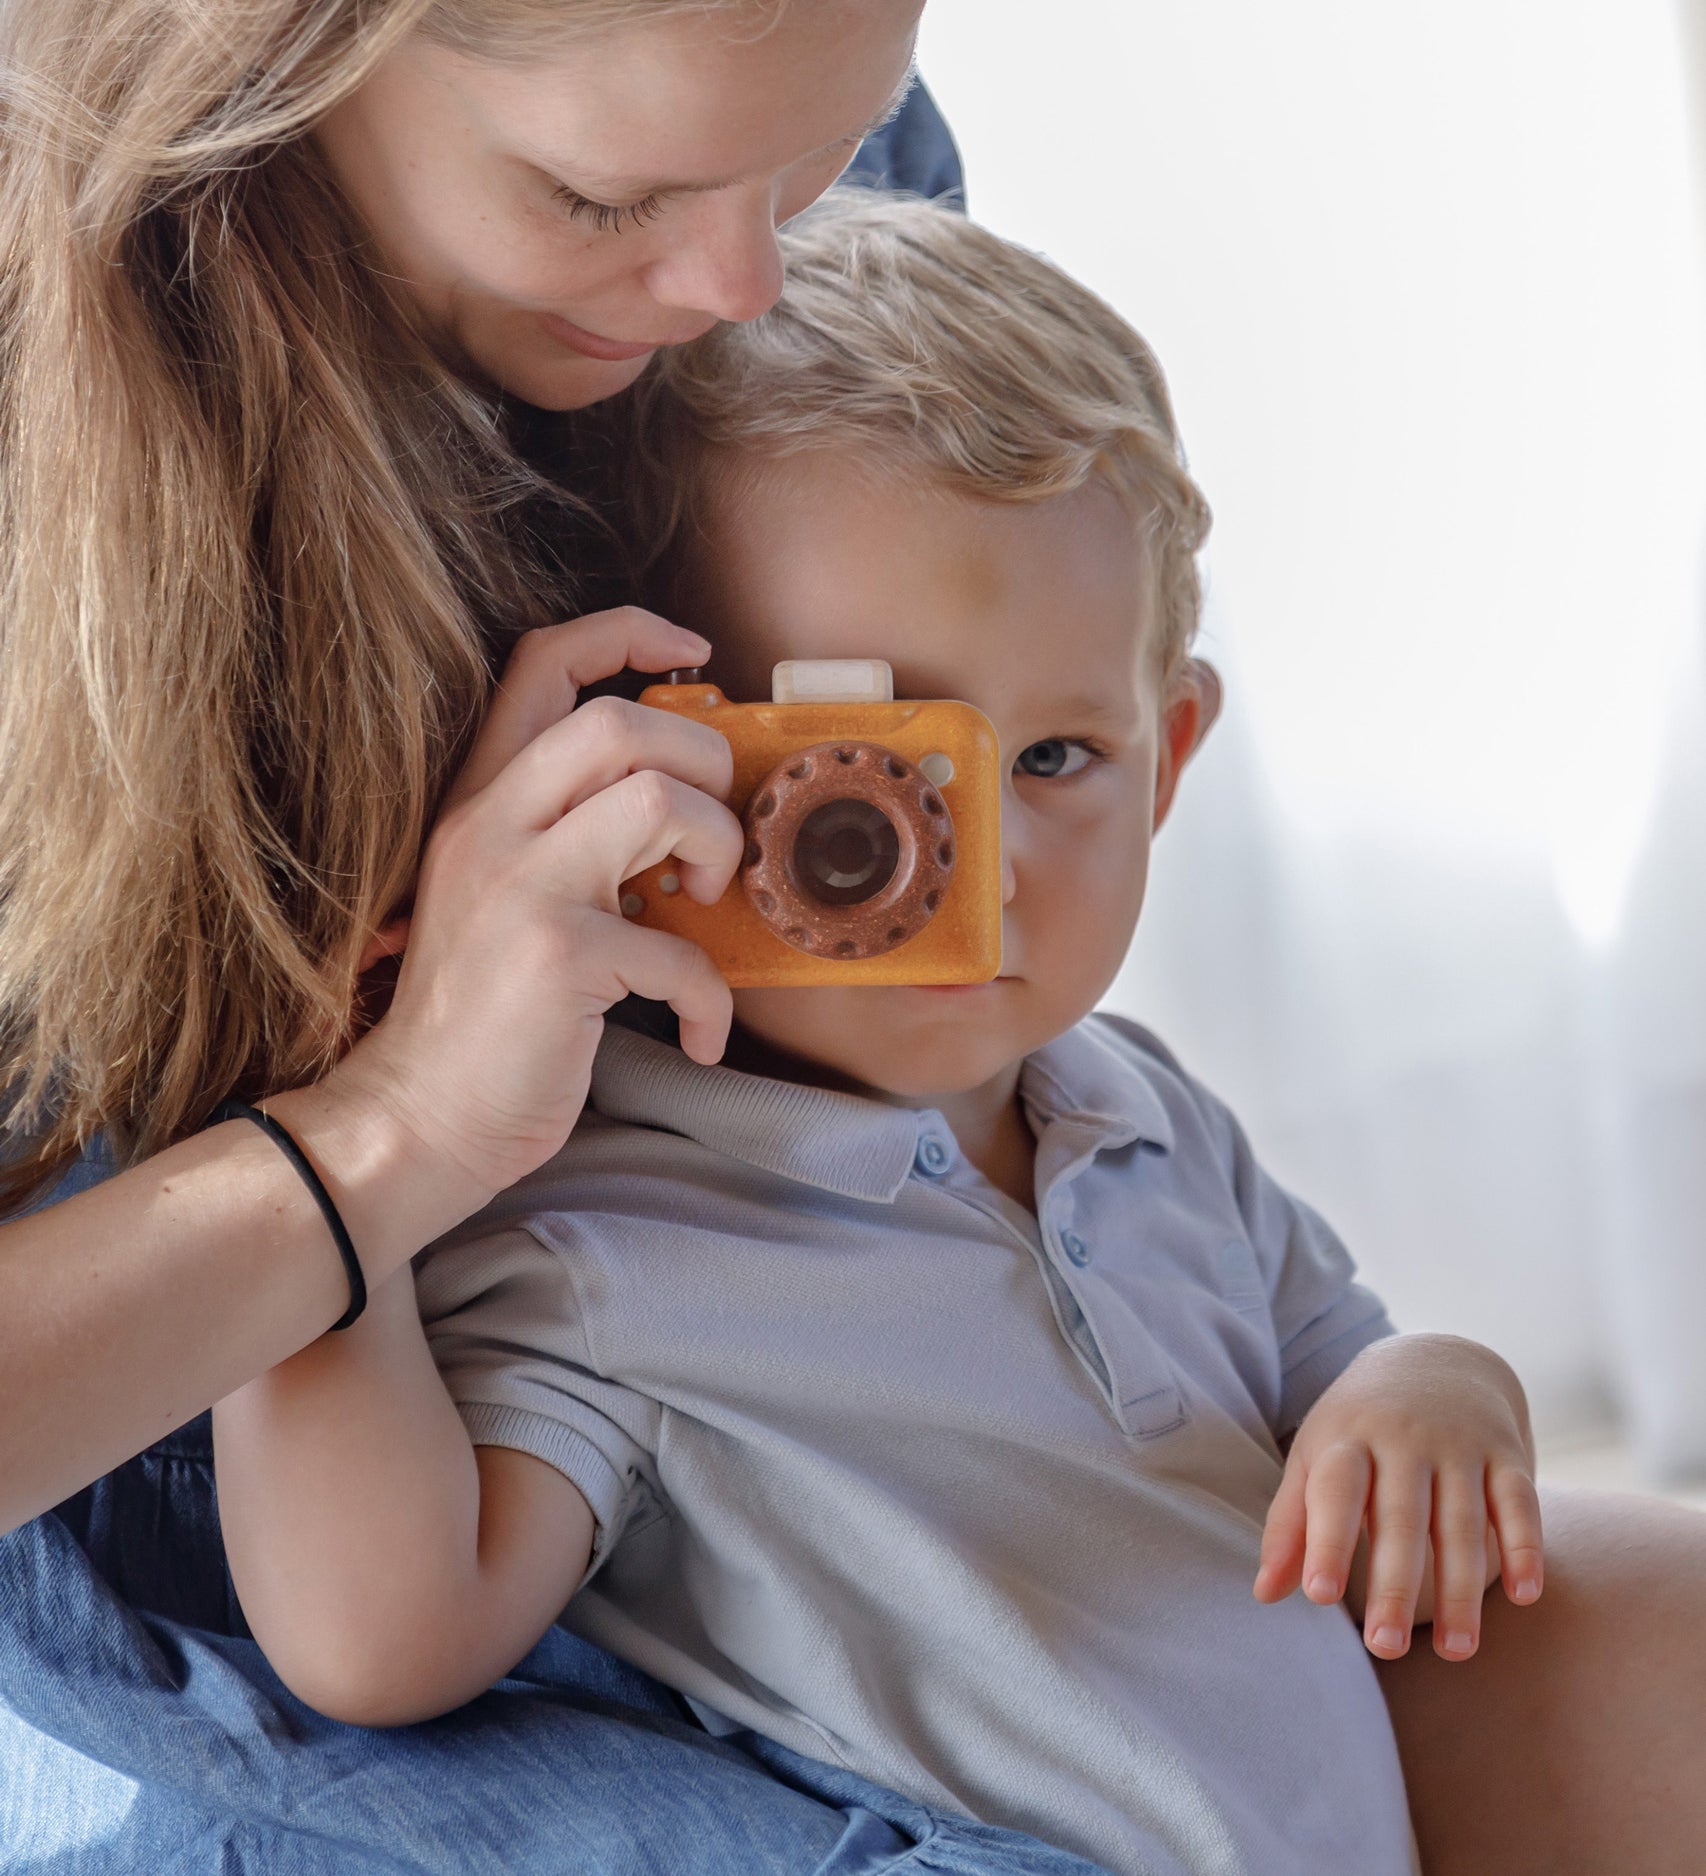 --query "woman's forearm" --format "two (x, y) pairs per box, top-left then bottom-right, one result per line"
(0, 1071), (490, 1536)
